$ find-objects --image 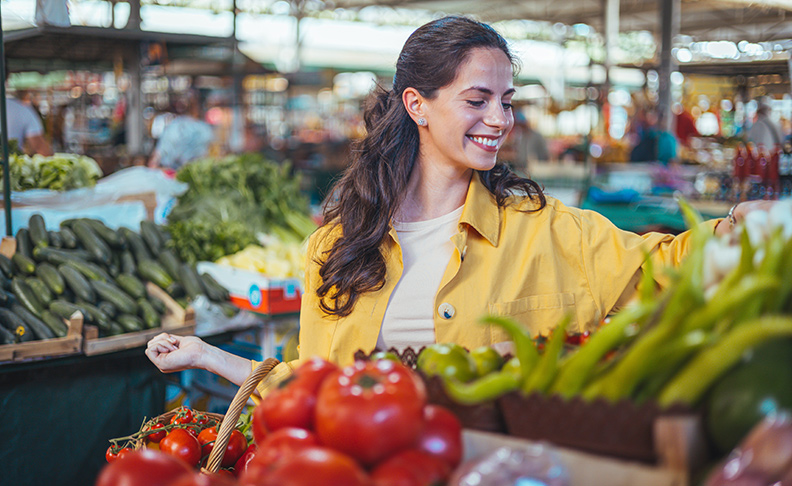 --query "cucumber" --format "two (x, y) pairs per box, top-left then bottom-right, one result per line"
(71, 220), (112, 265)
(166, 282), (185, 299)
(36, 263), (65, 295)
(219, 302), (239, 318)
(10, 277), (44, 318)
(200, 272), (230, 302)
(63, 259), (112, 283)
(180, 264), (205, 300)
(25, 277), (54, 304)
(137, 298), (160, 329)
(158, 249), (182, 281)
(40, 310), (68, 338)
(108, 259), (120, 278)
(0, 324), (14, 344)
(12, 252), (36, 275)
(98, 301), (118, 318)
(33, 246), (93, 267)
(148, 295), (167, 314)
(120, 227), (152, 262)
(58, 264), (97, 303)
(117, 314), (145, 332)
(11, 303), (55, 340)
(138, 259), (174, 290)
(75, 300), (113, 333)
(91, 280), (138, 315)
(59, 226), (78, 249)
(116, 273), (147, 299)
(48, 231), (63, 249)
(0, 254), (13, 278)
(49, 300), (89, 322)
(140, 221), (164, 255)
(0, 276), (10, 292)
(121, 250), (136, 275)
(0, 307), (34, 342)
(106, 321), (125, 336)
(85, 219), (126, 249)
(15, 228), (33, 258)
(28, 214), (49, 248)
(0, 289), (14, 307)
